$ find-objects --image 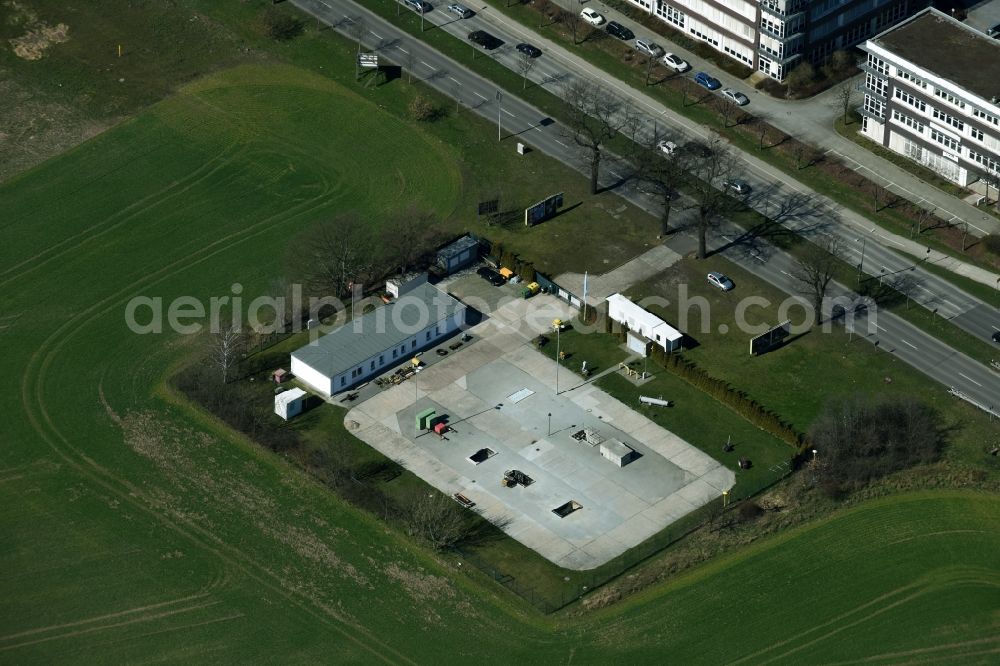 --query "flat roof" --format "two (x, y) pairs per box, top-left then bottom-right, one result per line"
(292, 284), (464, 379)
(871, 8), (1000, 101)
(607, 293), (683, 341)
(437, 234), (479, 260)
(275, 388), (306, 407)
